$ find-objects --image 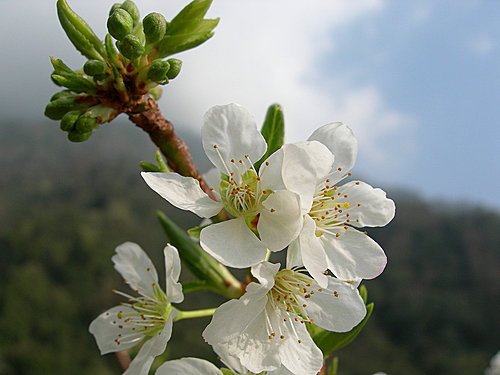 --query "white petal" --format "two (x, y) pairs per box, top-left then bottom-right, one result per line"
(251, 261), (280, 291)
(286, 238), (303, 270)
(202, 104), (267, 173)
(89, 305), (144, 354)
(124, 313), (175, 375)
(203, 294), (280, 373)
(278, 316), (323, 375)
(268, 367), (295, 375)
(200, 218), (267, 268)
(289, 215), (329, 288)
(303, 278), (366, 332)
(141, 172), (223, 218)
(155, 358), (222, 375)
(278, 142), (334, 213)
(258, 191), (302, 252)
(203, 167), (221, 192)
(164, 244), (184, 304)
(321, 229), (387, 281)
(258, 148), (286, 191)
(308, 123), (358, 184)
(336, 181), (395, 227)
(113, 242), (158, 298)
